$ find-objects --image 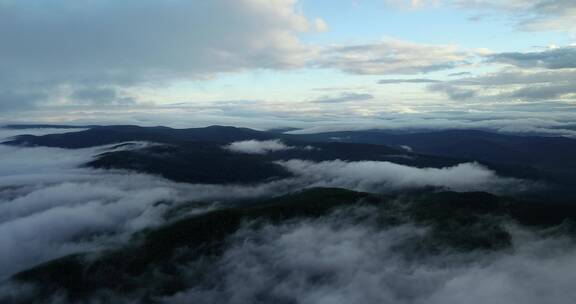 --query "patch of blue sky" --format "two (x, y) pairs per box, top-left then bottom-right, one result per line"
(300, 0), (571, 51)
